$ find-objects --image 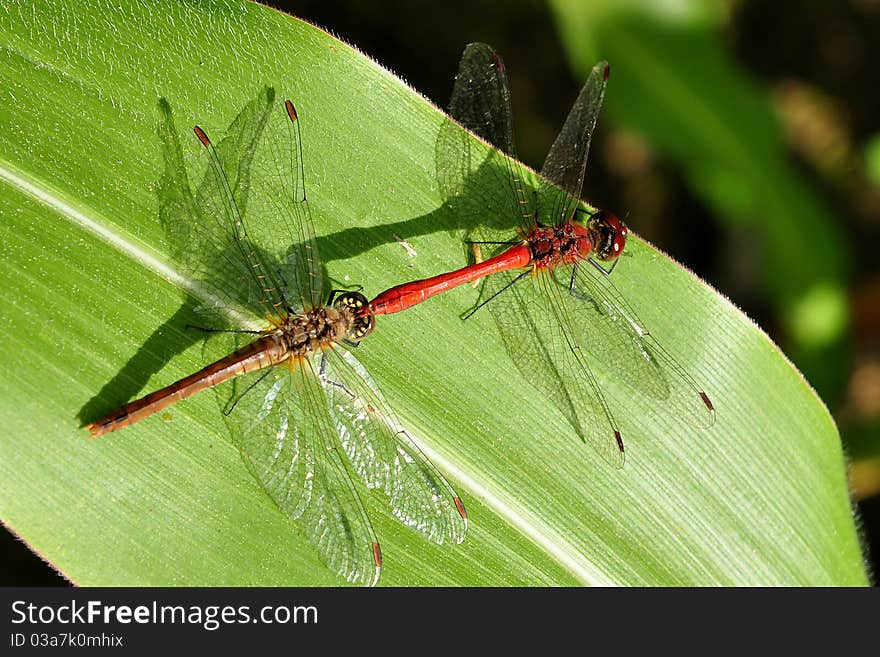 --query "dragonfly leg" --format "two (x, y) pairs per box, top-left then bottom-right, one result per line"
(565, 264), (596, 304)
(587, 255), (618, 276)
(461, 269), (531, 320)
(222, 368), (273, 416)
(318, 354), (356, 399)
